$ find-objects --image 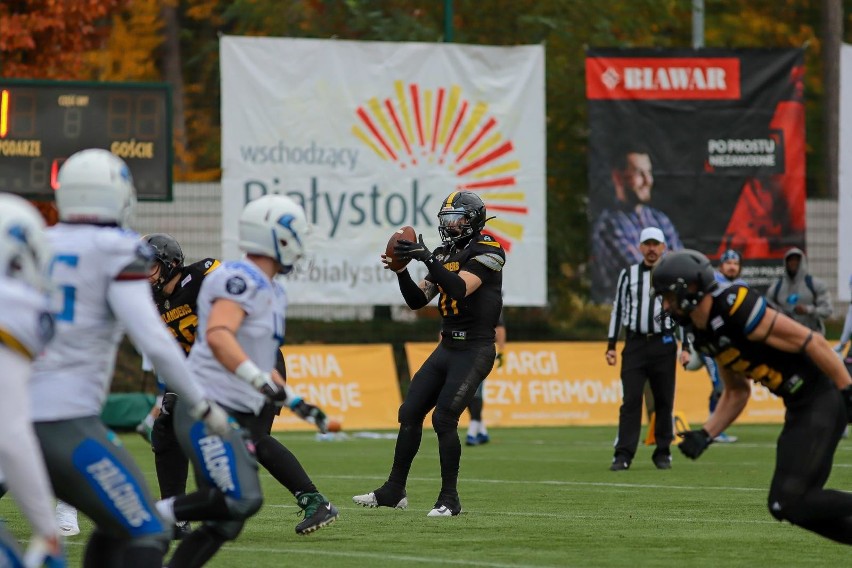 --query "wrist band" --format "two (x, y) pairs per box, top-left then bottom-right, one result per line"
(235, 359), (264, 388)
